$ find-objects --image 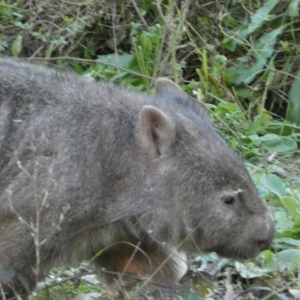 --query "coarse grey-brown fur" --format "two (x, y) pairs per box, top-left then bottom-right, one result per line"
(0, 58), (274, 298)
